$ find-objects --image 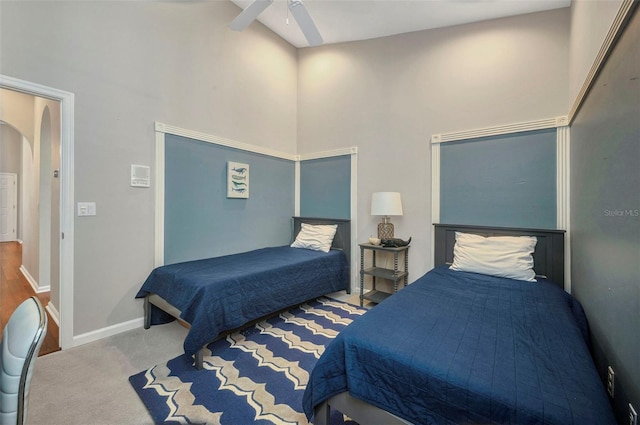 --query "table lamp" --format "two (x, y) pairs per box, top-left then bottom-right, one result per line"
(371, 192), (403, 239)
